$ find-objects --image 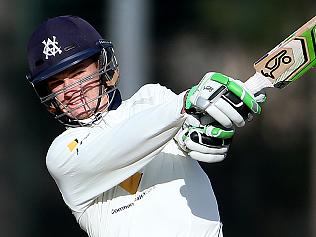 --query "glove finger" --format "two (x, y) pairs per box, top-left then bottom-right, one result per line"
(205, 125), (234, 139)
(214, 98), (245, 127)
(222, 91), (251, 120)
(185, 139), (228, 154)
(186, 114), (201, 127)
(227, 79), (261, 114)
(188, 151), (226, 163)
(205, 105), (233, 128)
